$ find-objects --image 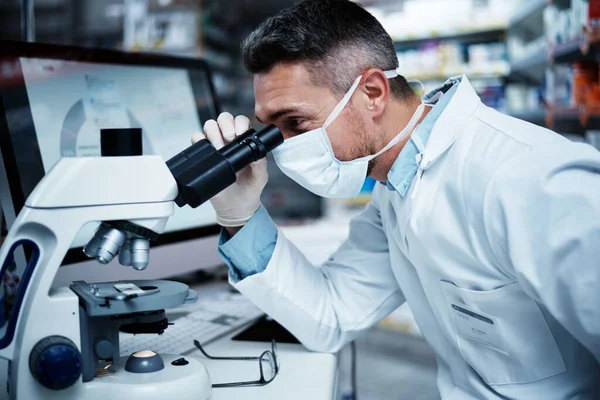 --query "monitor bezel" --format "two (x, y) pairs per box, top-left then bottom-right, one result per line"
(0, 39), (222, 265)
